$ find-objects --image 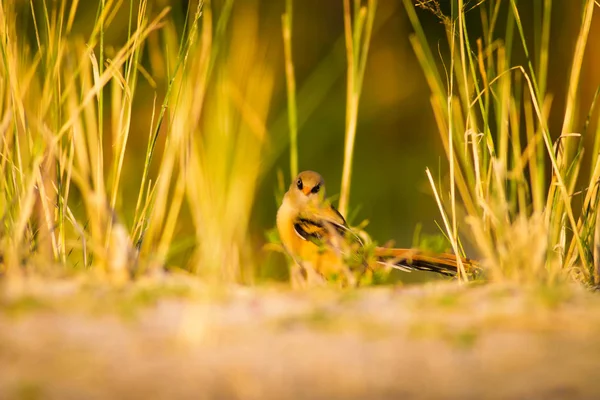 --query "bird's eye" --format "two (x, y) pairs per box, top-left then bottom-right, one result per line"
(296, 178), (303, 190)
(311, 185), (320, 194)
